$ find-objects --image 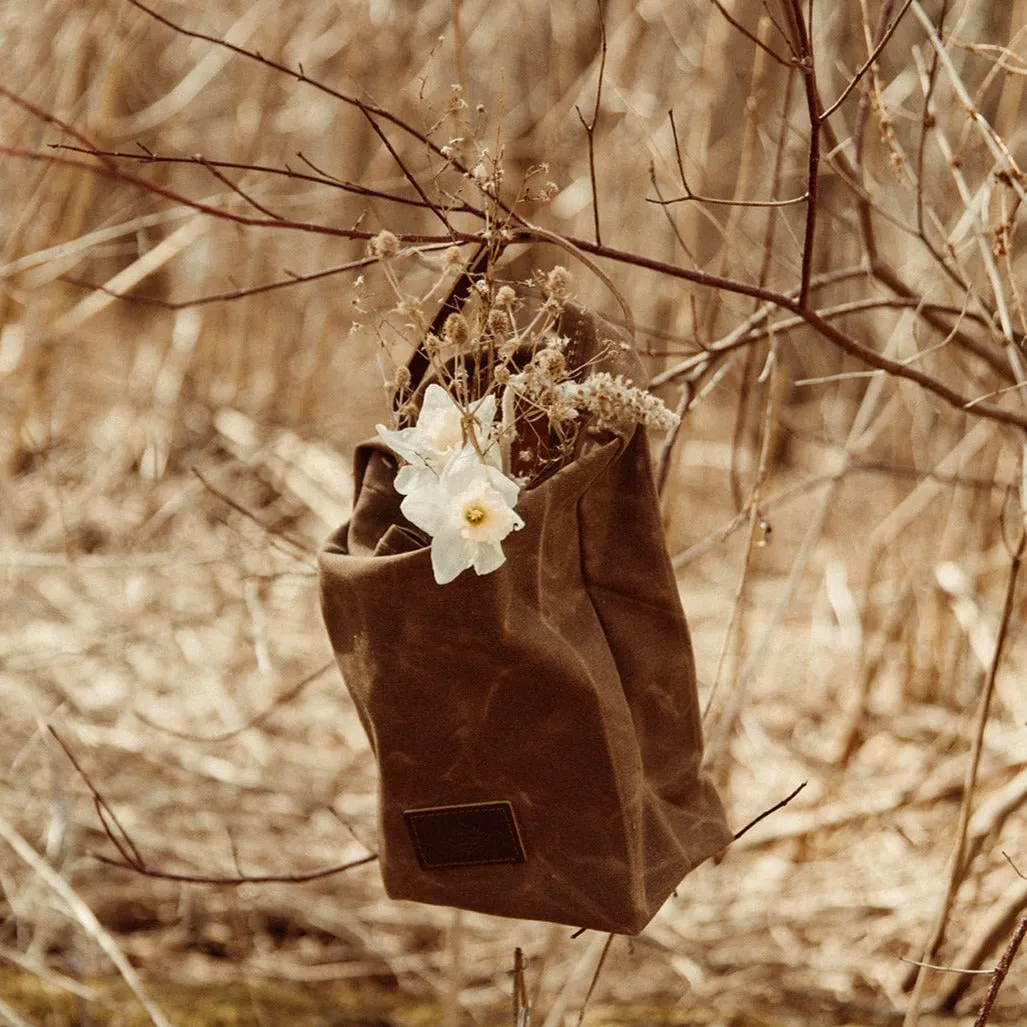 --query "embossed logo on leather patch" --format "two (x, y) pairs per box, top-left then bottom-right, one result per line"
(404, 801), (525, 870)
